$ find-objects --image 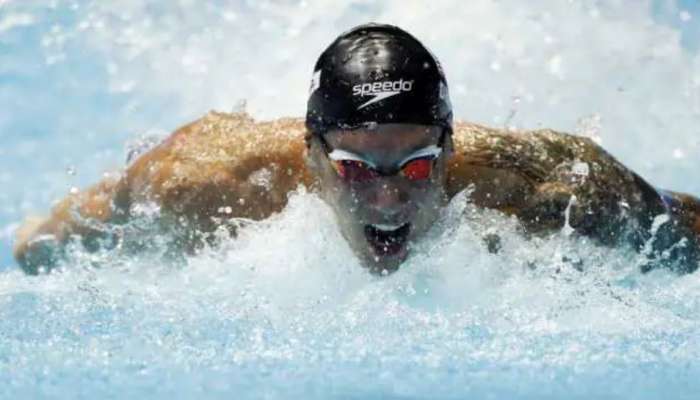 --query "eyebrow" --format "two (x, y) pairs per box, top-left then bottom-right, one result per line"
(327, 145), (442, 168)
